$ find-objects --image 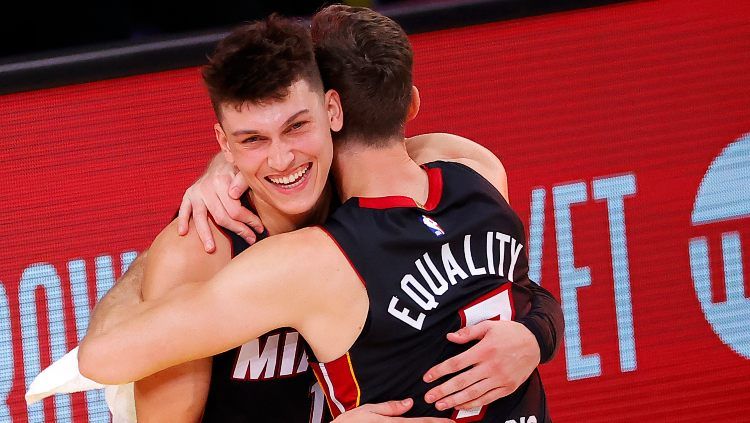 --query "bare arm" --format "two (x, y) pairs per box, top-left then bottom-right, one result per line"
(134, 220), (232, 422)
(78, 228), (354, 385)
(406, 133), (509, 202)
(87, 250), (147, 337)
